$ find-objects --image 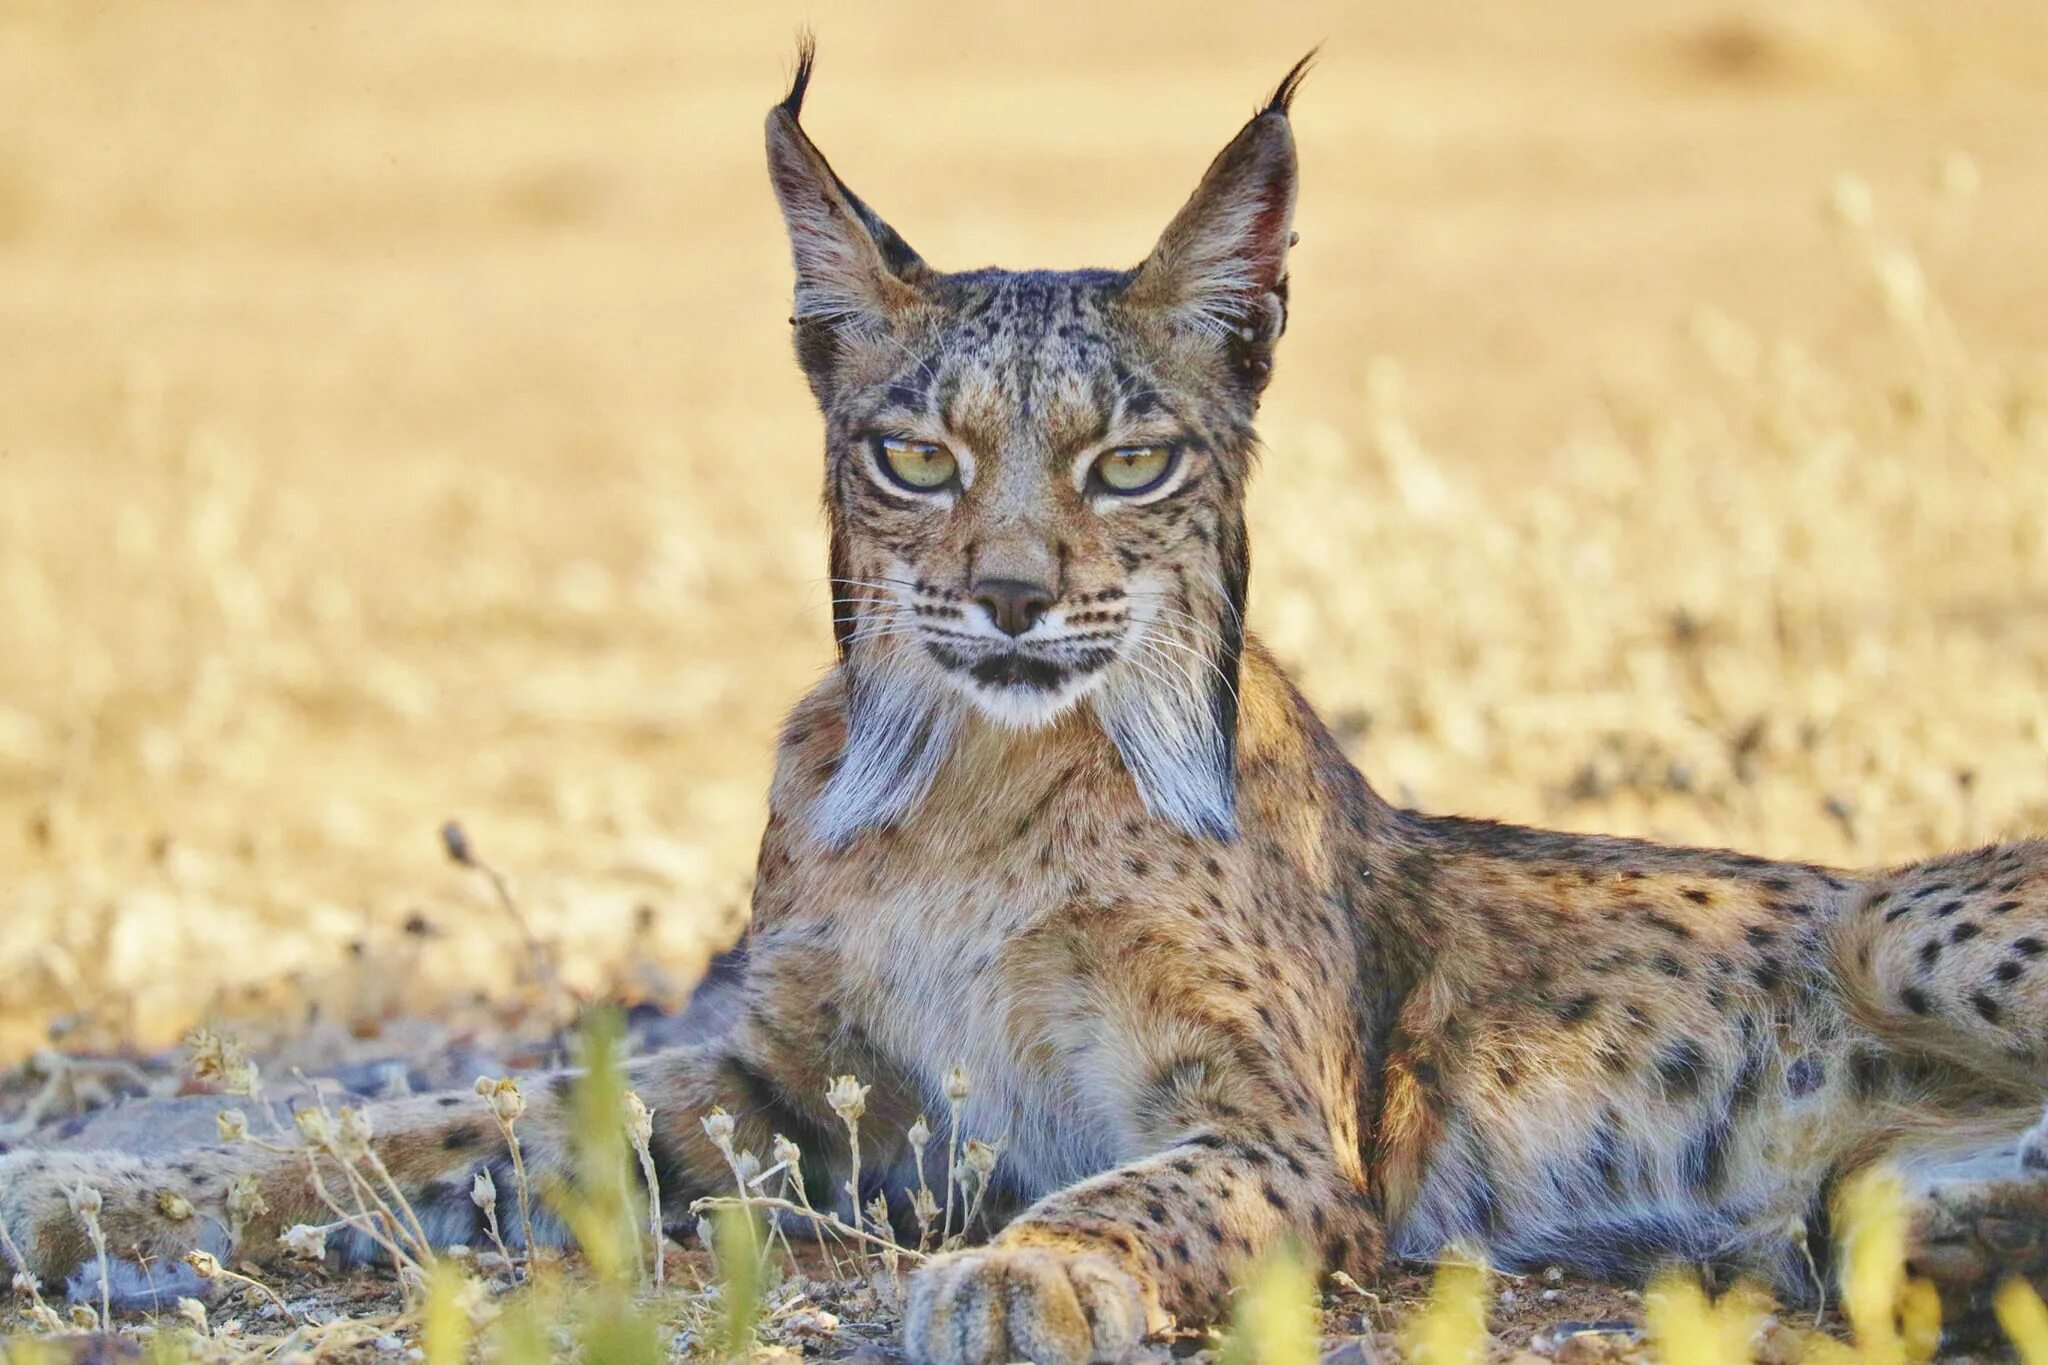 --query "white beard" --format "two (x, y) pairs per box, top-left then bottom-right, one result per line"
(809, 653), (967, 851)
(1089, 656), (1237, 842)
(810, 623), (1238, 849)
